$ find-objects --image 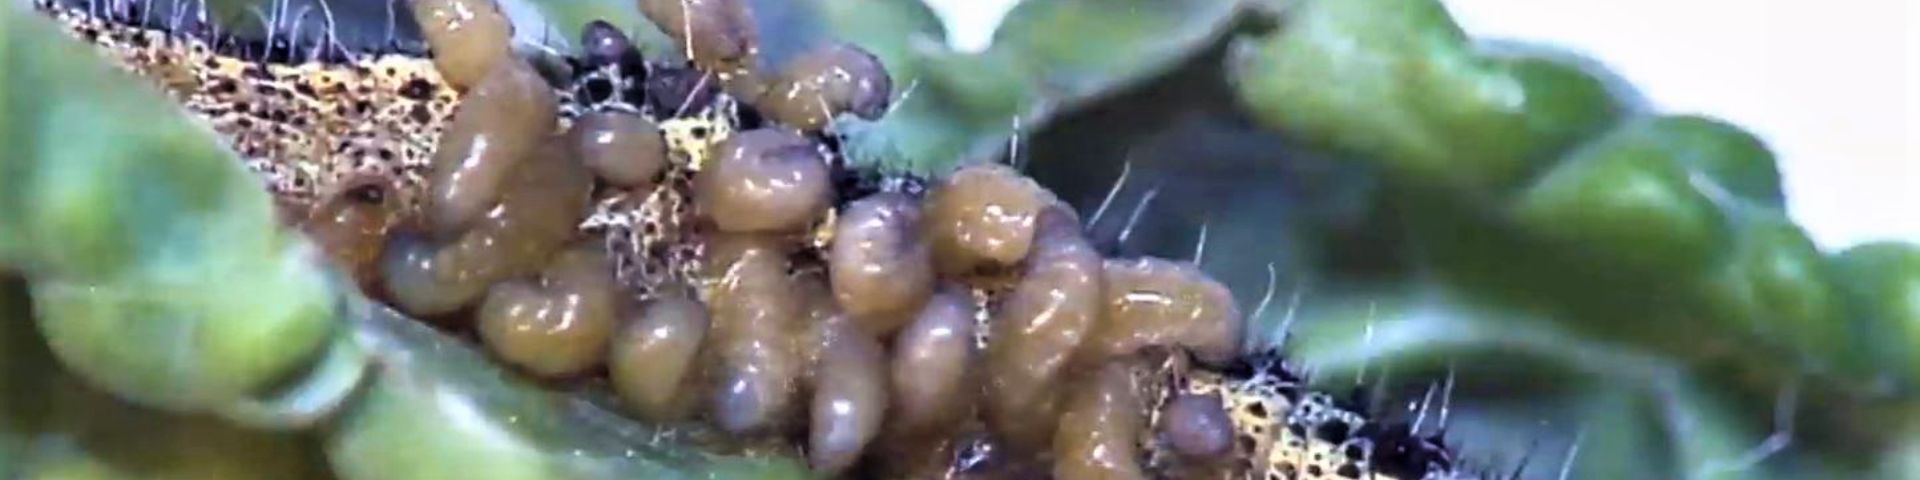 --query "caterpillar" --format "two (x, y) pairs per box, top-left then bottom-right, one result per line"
(29, 0), (1475, 478)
